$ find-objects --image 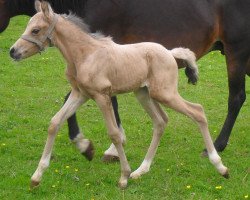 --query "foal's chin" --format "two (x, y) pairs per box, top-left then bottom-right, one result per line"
(13, 51), (40, 62)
